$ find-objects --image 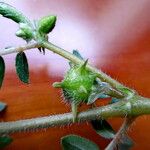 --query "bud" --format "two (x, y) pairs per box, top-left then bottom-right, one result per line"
(15, 29), (27, 40)
(38, 15), (57, 34)
(16, 23), (33, 41)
